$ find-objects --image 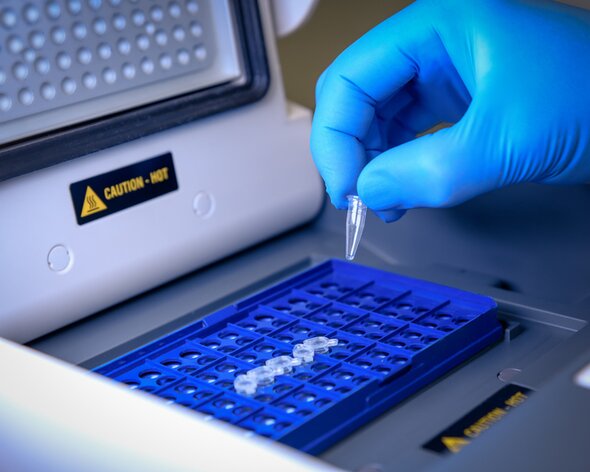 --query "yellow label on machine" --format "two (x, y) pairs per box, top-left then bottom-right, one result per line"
(80, 186), (108, 217)
(70, 153), (178, 225)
